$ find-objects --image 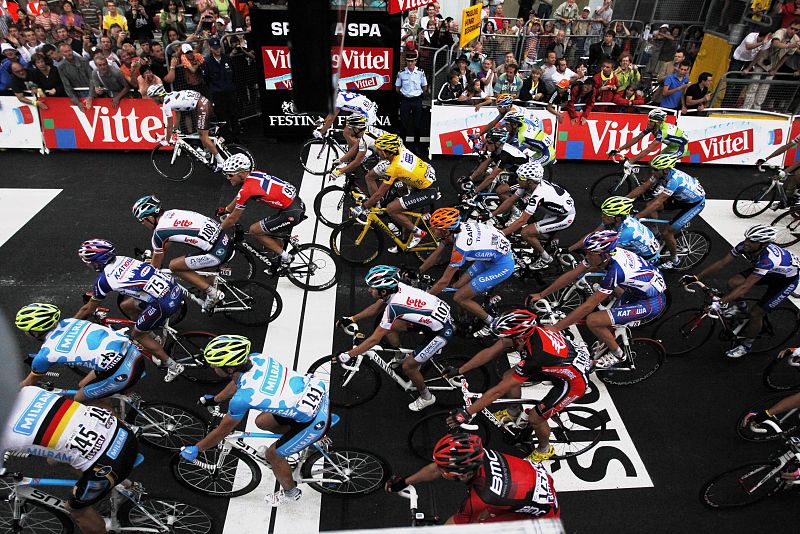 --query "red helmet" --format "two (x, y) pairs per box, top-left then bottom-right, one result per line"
(491, 309), (538, 338)
(432, 432), (484, 476)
